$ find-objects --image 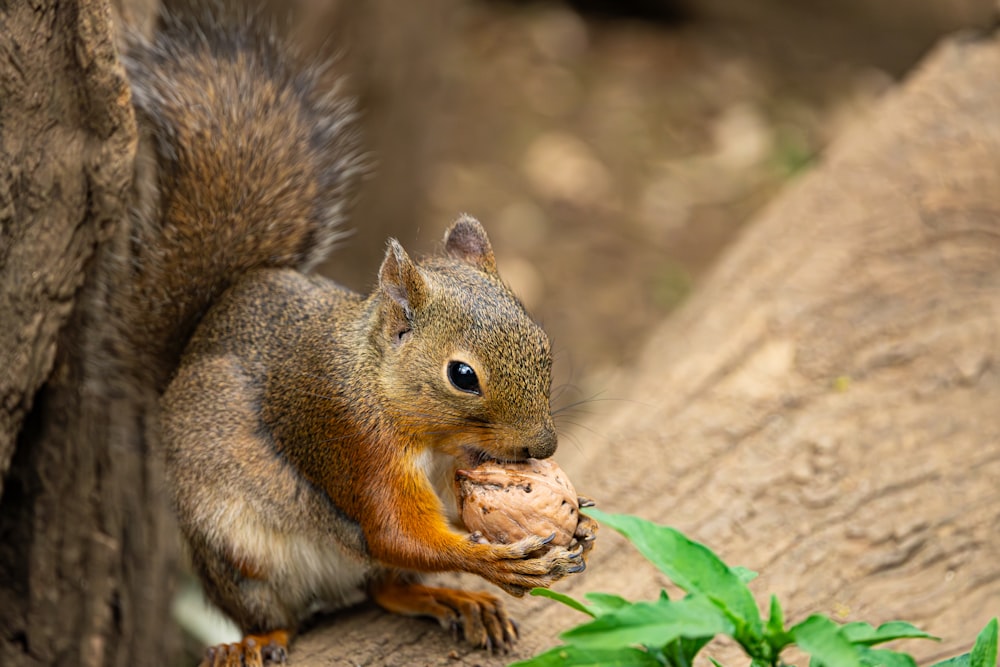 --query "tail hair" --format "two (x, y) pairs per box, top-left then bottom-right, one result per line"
(119, 7), (366, 385)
